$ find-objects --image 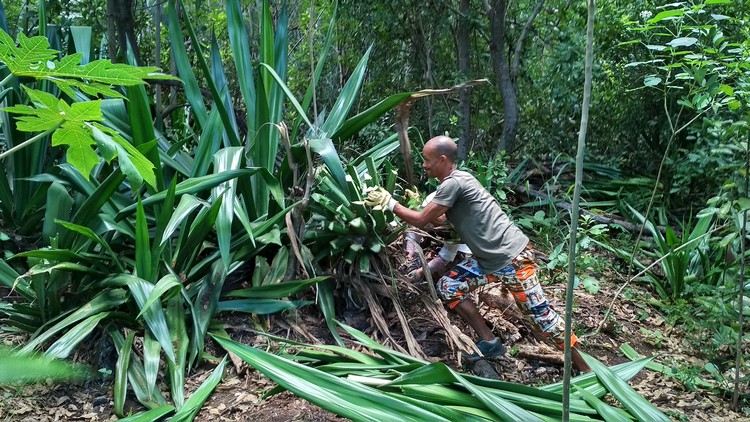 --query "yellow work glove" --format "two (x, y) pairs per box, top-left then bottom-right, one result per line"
(364, 186), (396, 210)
